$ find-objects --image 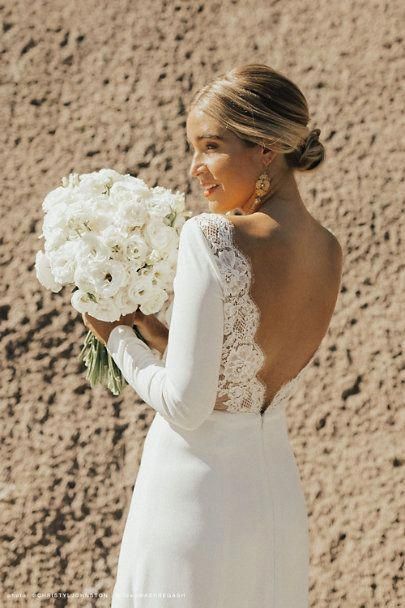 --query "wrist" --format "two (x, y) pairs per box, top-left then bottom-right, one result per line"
(104, 322), (132, 346)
